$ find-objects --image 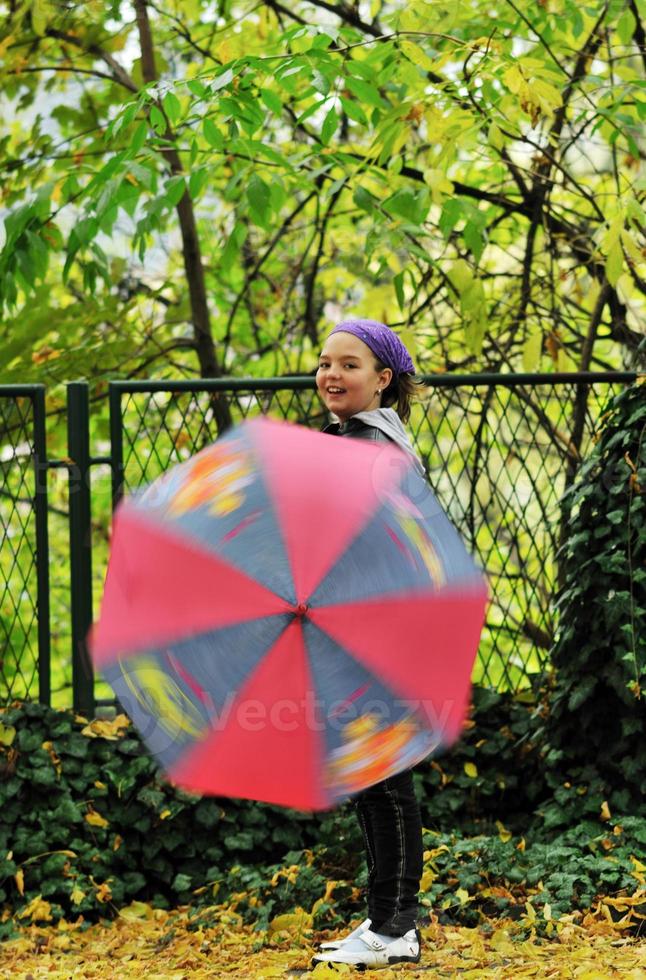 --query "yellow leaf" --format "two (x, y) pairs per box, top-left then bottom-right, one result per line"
(423, 167), (454, 205)
(16, 894), (52, 921)
(488, 122), (504, 150)
(531, 78), (563, 112)
(94, 880), (112, 903)
(268, 907), (312, 934)
(522, 331), (543, 371)
(159, 809), (172, 820)
(605, 241), (623, 288)
(42, 740), (62, 776)
(420, 868), (435, 891)
(71, 885), (86, 905)
(312, 878), (338, 916)
(455, 887), (471, 905)
(14, 868), (24, 896)
(503, 64), (524, 95)
(85, 808), (109, 829)
(600, 800), (612, 822)
(0, 722), (16, 746)
(31, 345), (61, 365)
(119, 901), (154, 921)
(464, 762), (478, 778)
(311, 962), (352, 976)
(400, 40), (435, 72)
(81, 714), (130, 740)
(398, 326), (418, 366)
(496, 820), (512, 843)
(448, 259), (473, 294)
